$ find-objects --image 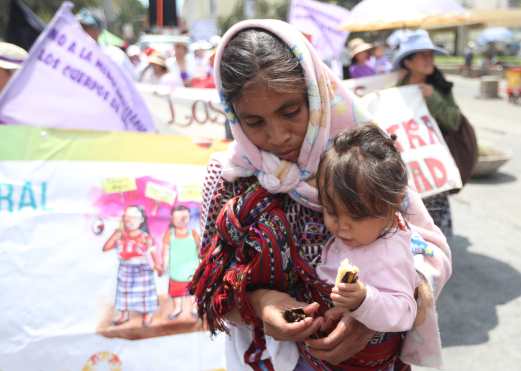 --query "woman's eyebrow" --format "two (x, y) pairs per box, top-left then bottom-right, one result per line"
(275, 99), (302, 113)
